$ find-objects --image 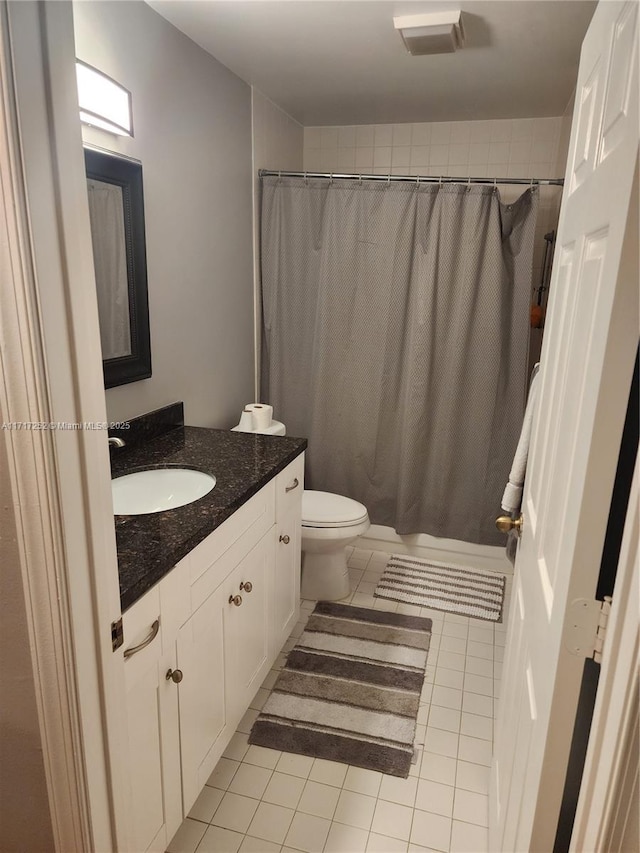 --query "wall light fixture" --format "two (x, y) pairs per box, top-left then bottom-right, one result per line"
(76, 60), (133, 137)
